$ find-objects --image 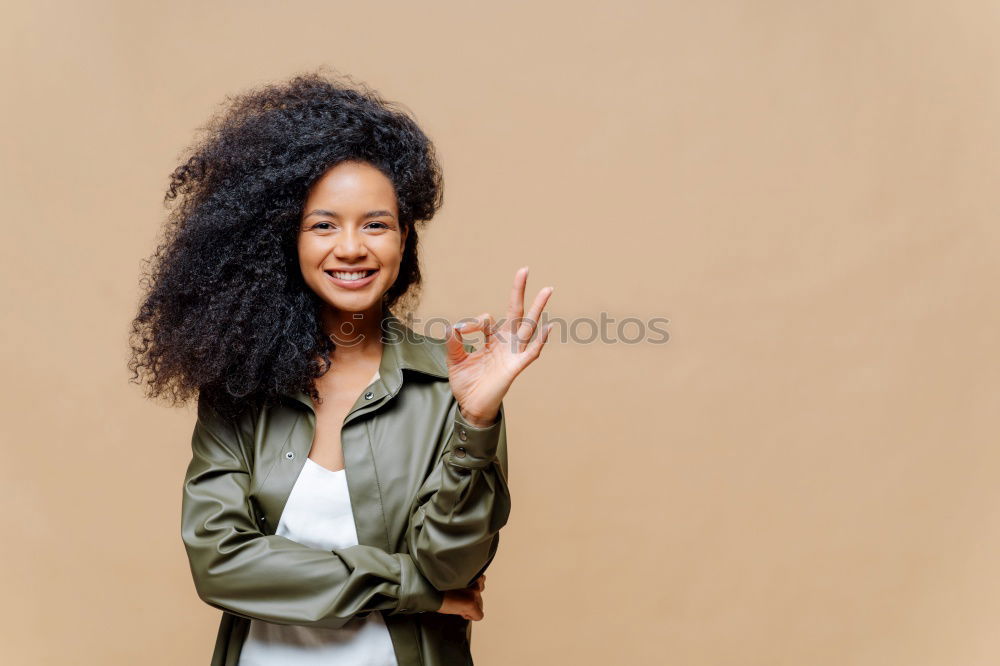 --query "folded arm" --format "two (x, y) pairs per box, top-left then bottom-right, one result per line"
(181, 397), (444, 628)
(404, 399), (512, 591)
